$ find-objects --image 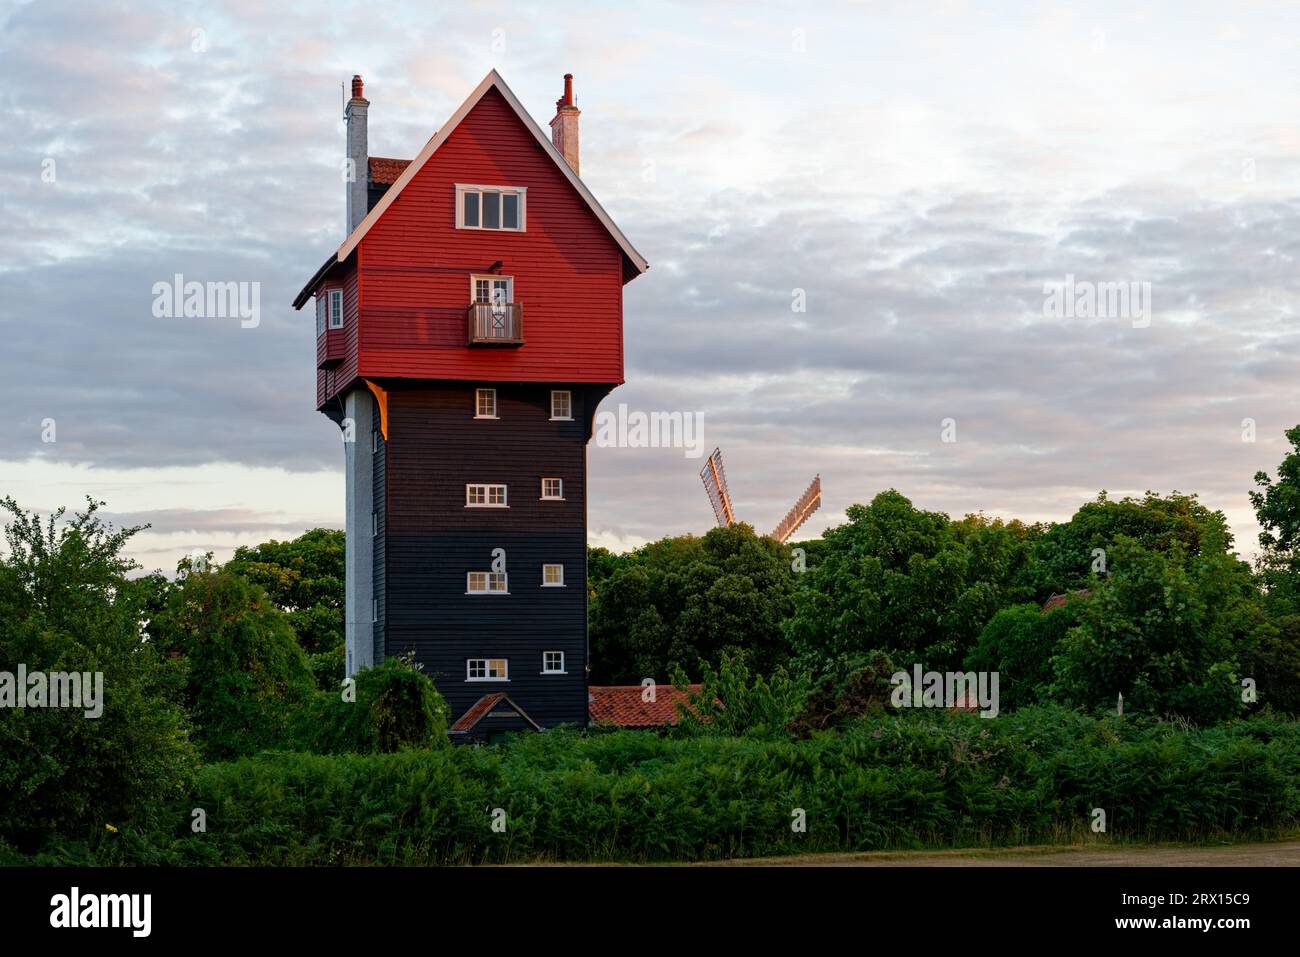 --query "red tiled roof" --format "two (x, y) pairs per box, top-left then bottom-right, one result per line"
(450, 692), (503, 732)
(588, 684), (702, 728)
(368, 156), (411, 185)
(1041, 589), (1091, 613)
